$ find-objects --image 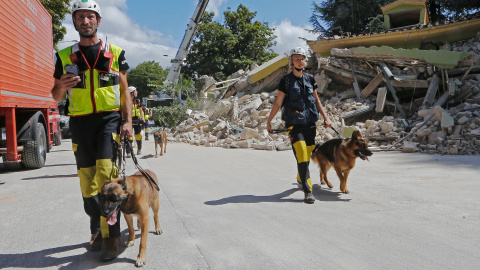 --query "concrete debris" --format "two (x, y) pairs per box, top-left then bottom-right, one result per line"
(163, 33), (480, 155)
